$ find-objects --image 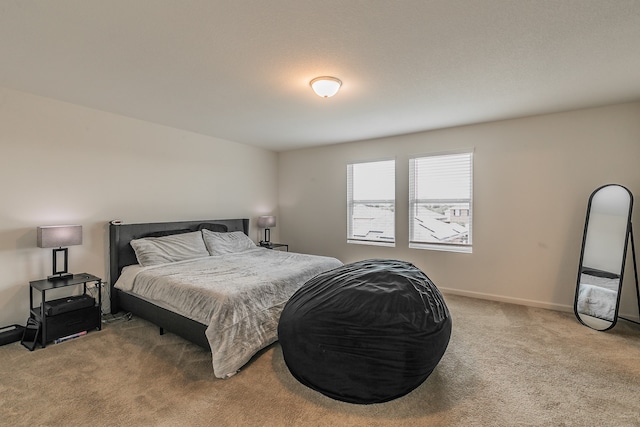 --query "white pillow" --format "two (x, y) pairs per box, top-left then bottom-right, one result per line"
(201, 229), (256, 255)
(130, 231), (209, 266)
